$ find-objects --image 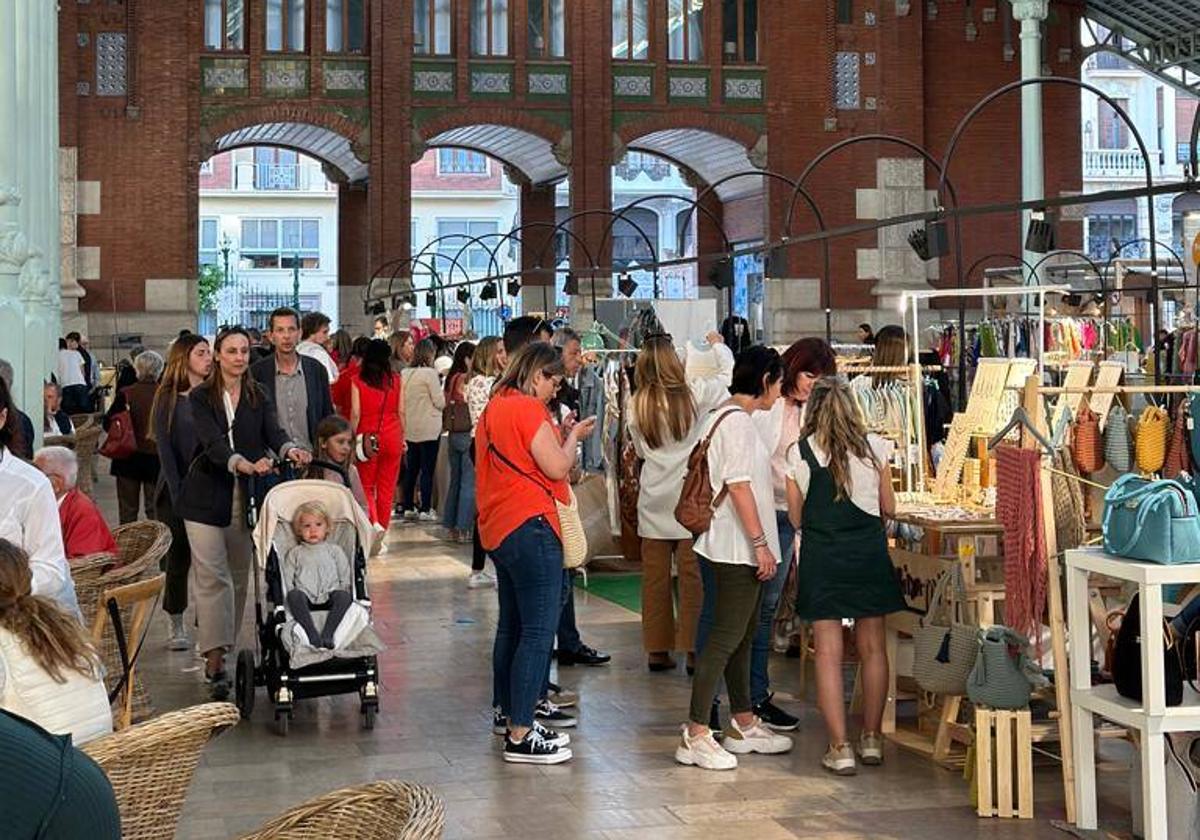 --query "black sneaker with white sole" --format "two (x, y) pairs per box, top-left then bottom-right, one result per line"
(535, 699), (577, 728)
(492, 711), (570, 747)
(753, 694), (800, 732)
(503, 729), (573, 764)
